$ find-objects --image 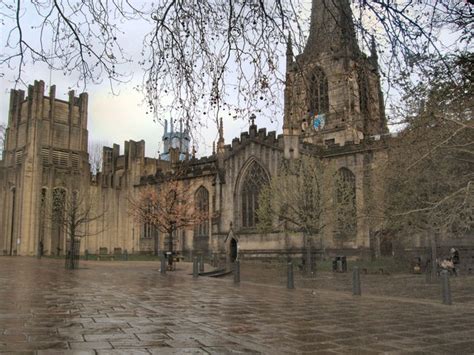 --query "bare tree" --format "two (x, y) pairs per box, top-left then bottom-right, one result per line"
(88, 140), (108, 175)
(1, 1), (471, 130)
(50, 187), (106, 269)
(384, 53), (473, 276)
(333, 169), (357, 248)
(257, 156), (356, 271)
(129, 165), (208, 269)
